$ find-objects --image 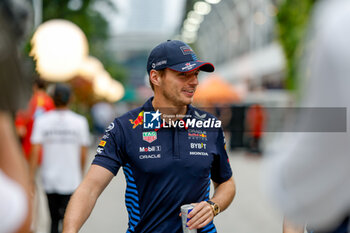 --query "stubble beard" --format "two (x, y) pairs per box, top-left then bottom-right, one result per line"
(162, 88), (191, 107)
